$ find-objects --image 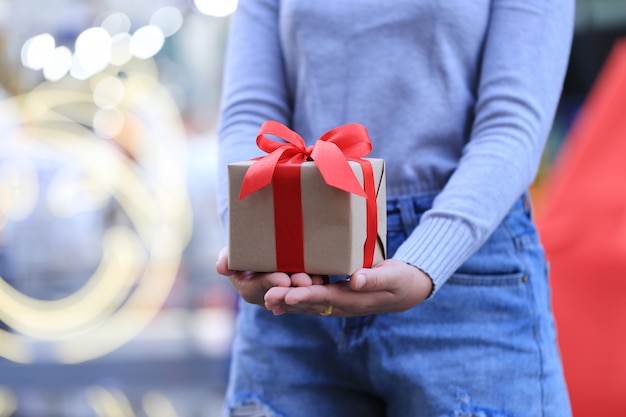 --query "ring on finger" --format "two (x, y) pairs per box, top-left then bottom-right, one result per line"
(320, 305), (334, 316)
